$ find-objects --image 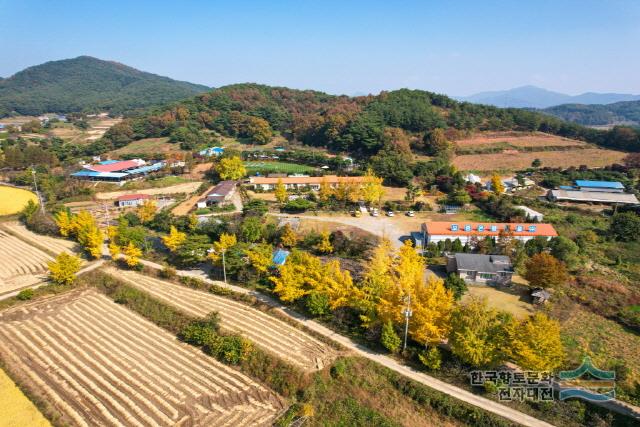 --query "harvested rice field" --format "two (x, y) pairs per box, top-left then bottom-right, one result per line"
(0, 290), (286, 426)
